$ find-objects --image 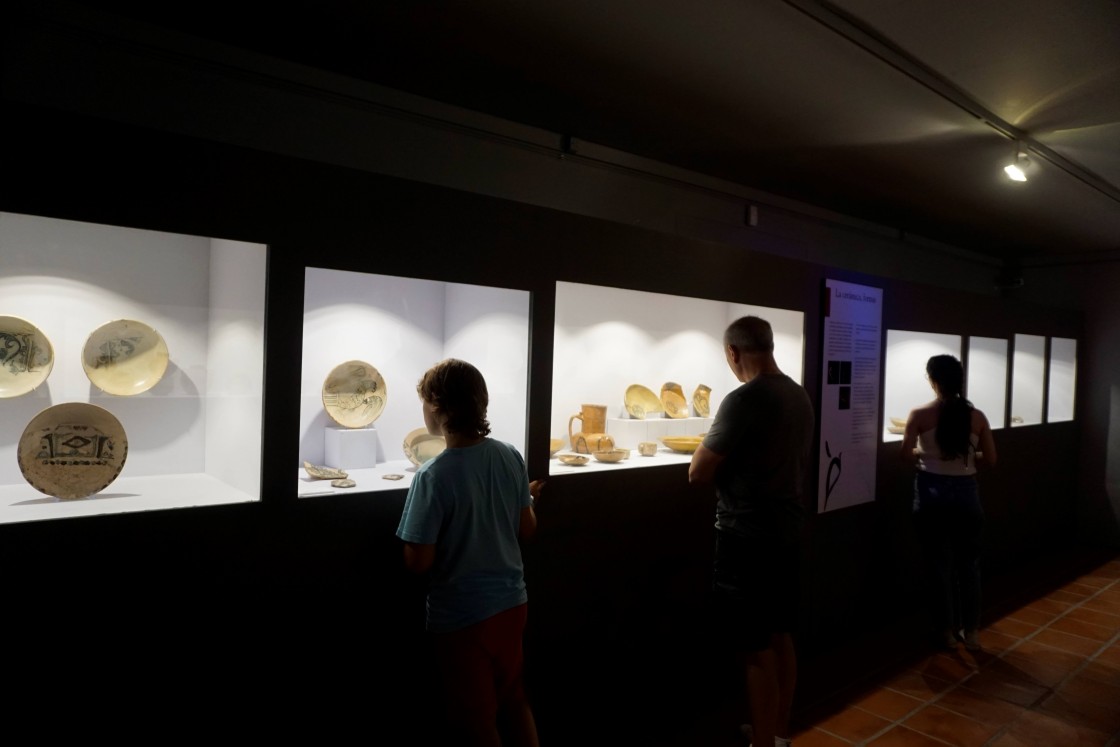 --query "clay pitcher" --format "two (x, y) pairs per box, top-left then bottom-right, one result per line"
(569, 404), (612, 454)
